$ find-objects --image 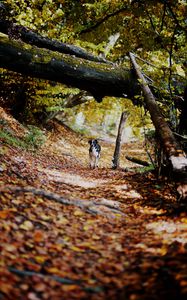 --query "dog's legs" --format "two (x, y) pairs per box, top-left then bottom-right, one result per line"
(94, 155), (100, 168)
(89, 157), (95, 169)
(90, 157), (97, 169)
(95, 157), (98, 168)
